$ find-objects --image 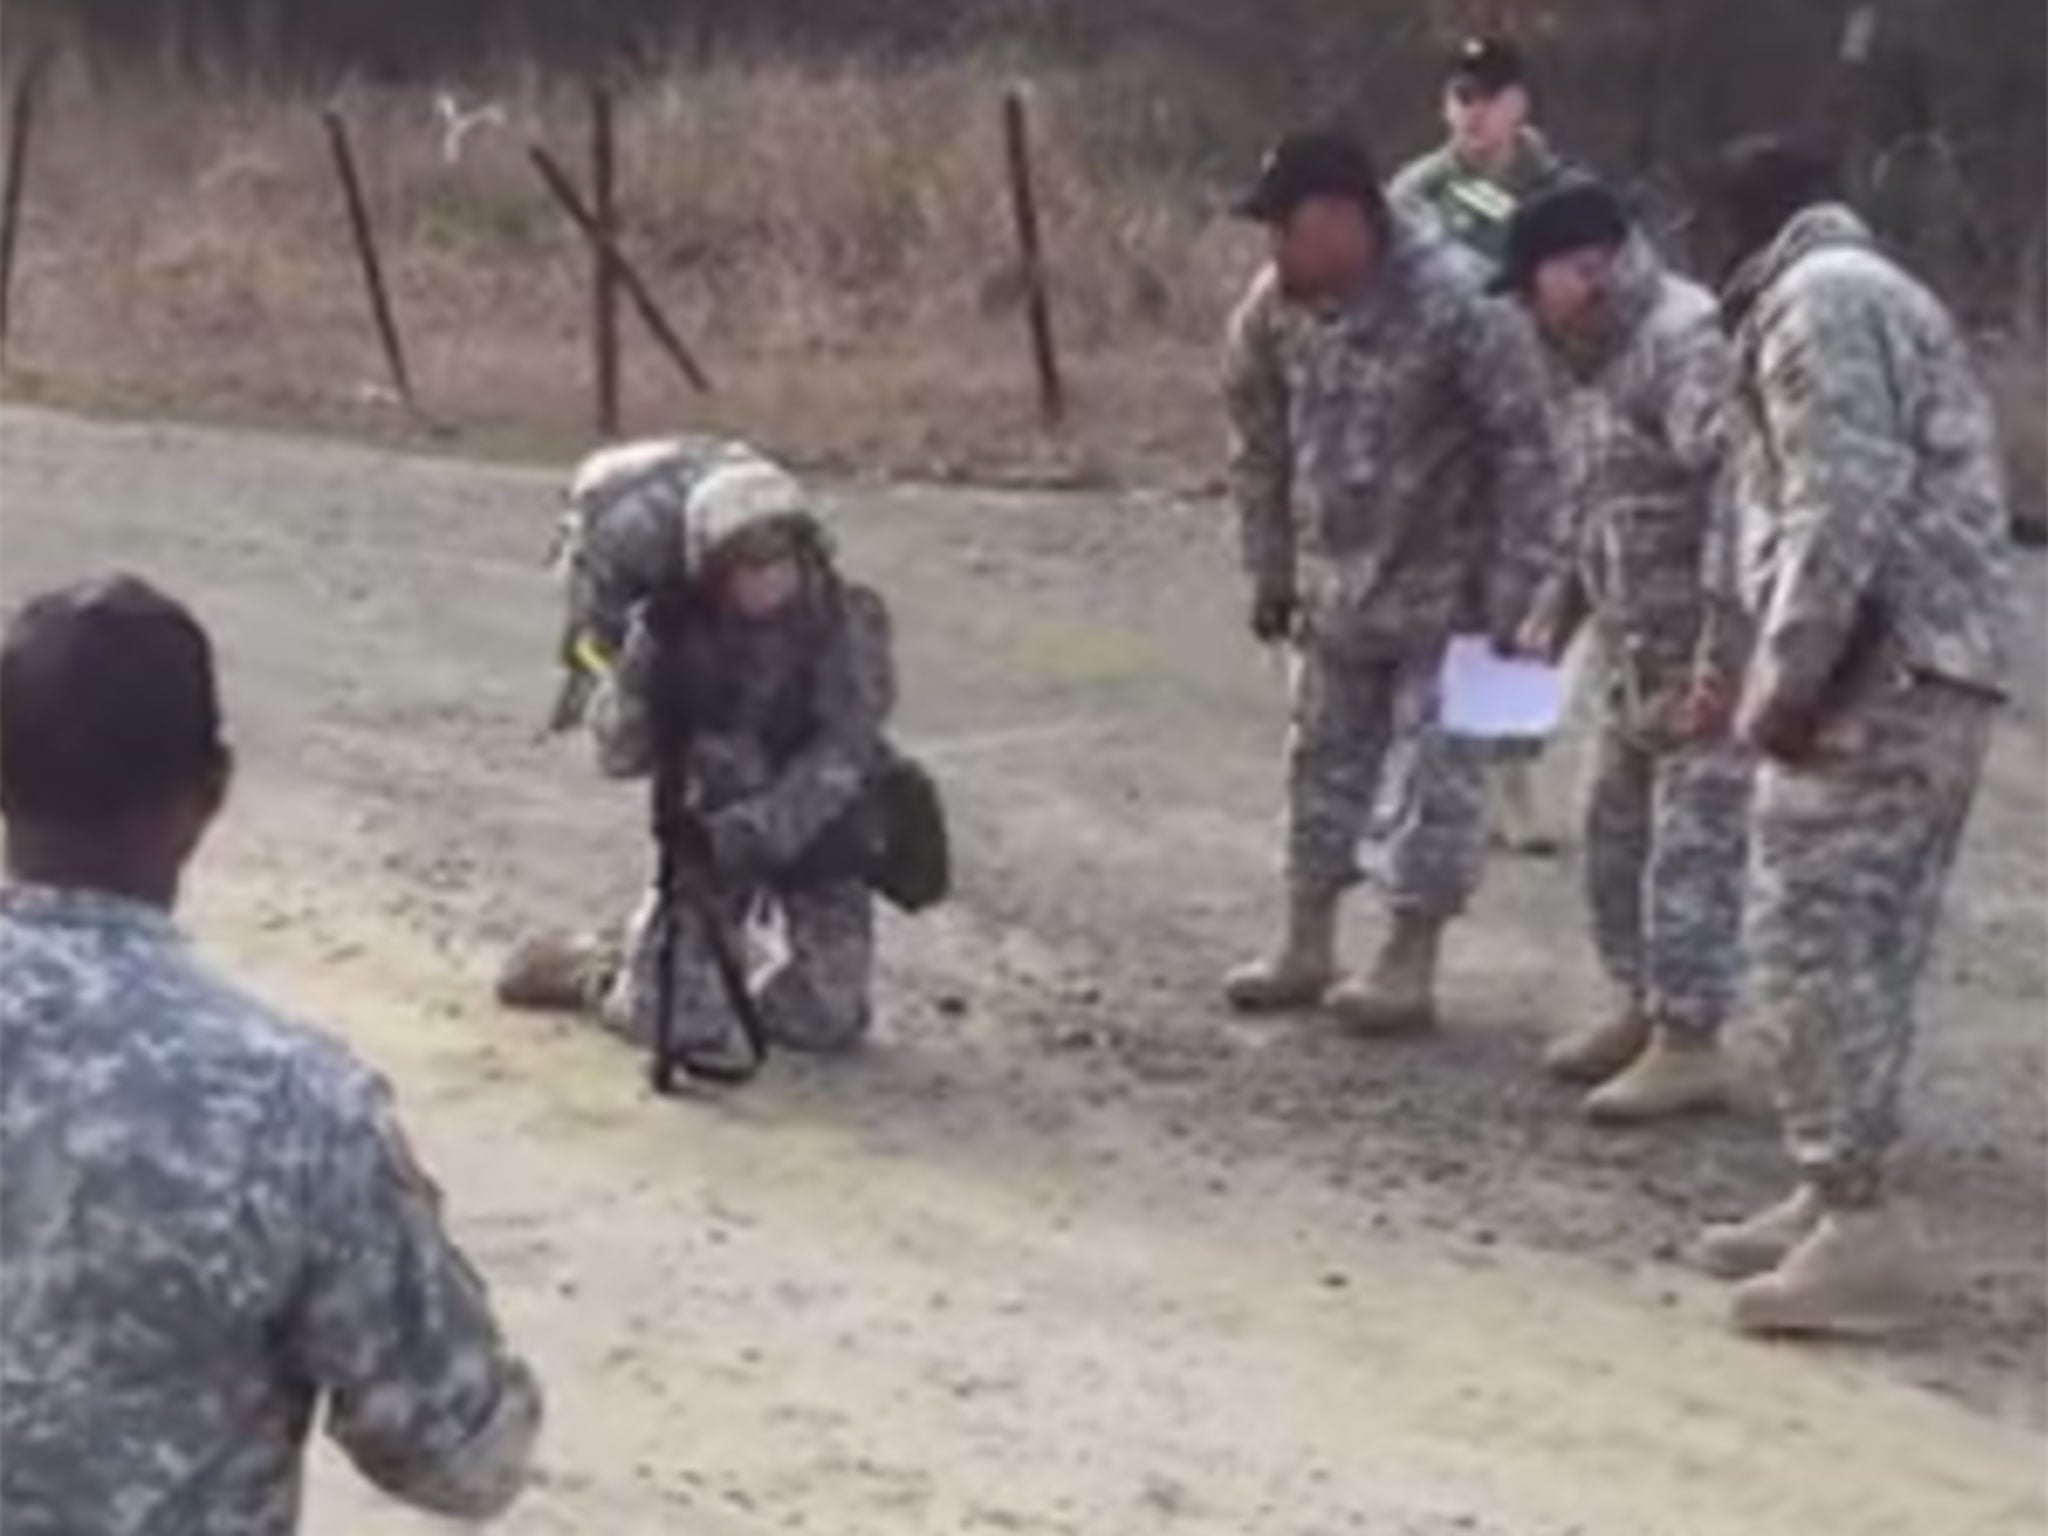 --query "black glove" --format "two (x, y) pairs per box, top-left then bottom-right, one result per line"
(703, 804), (774, 879)
(656, 801), (716, 867)
(1250, 589), (1297, 645)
